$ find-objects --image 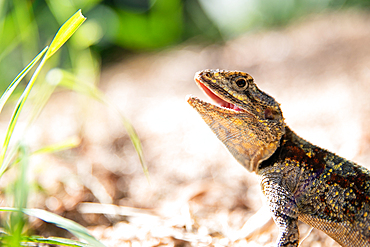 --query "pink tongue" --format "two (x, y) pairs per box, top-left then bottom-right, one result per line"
(197, 80), (242, 111)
